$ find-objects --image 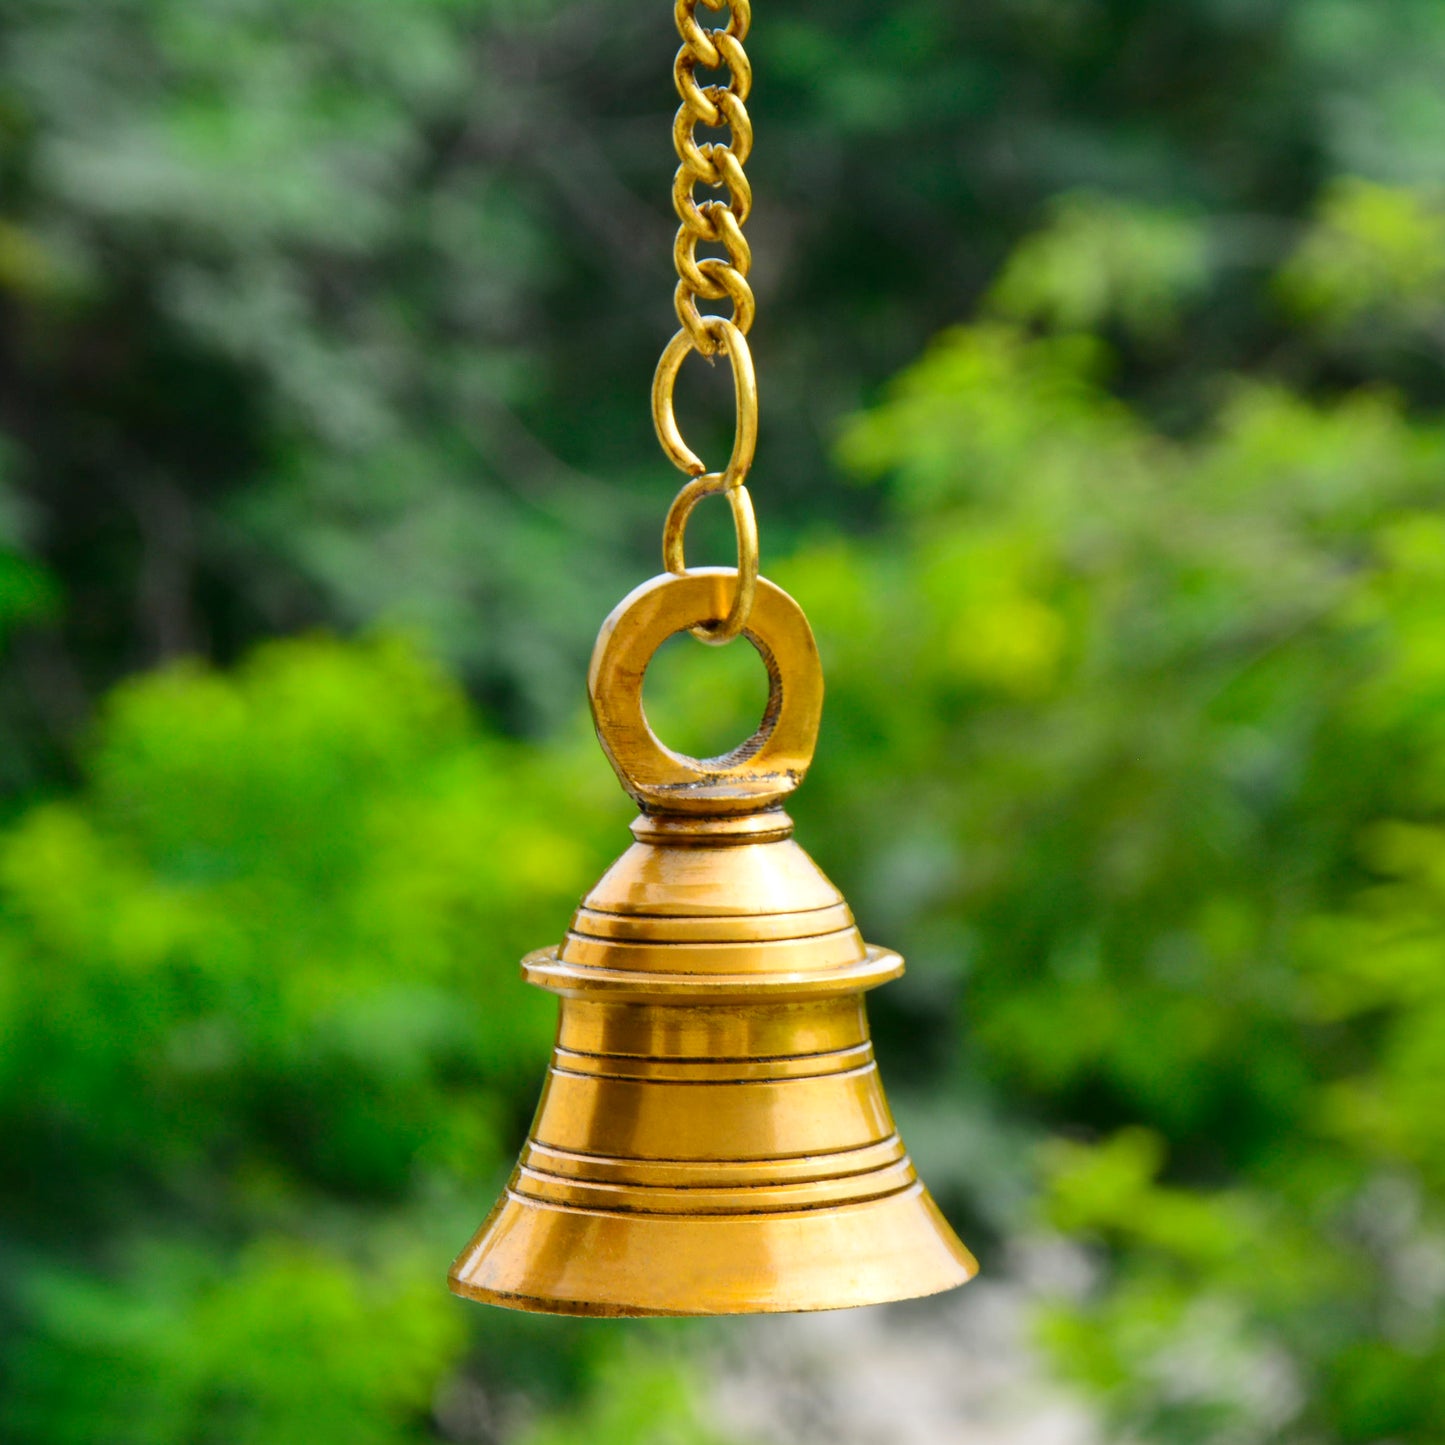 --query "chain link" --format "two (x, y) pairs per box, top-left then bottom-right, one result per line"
(652, 0), (759, 644)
